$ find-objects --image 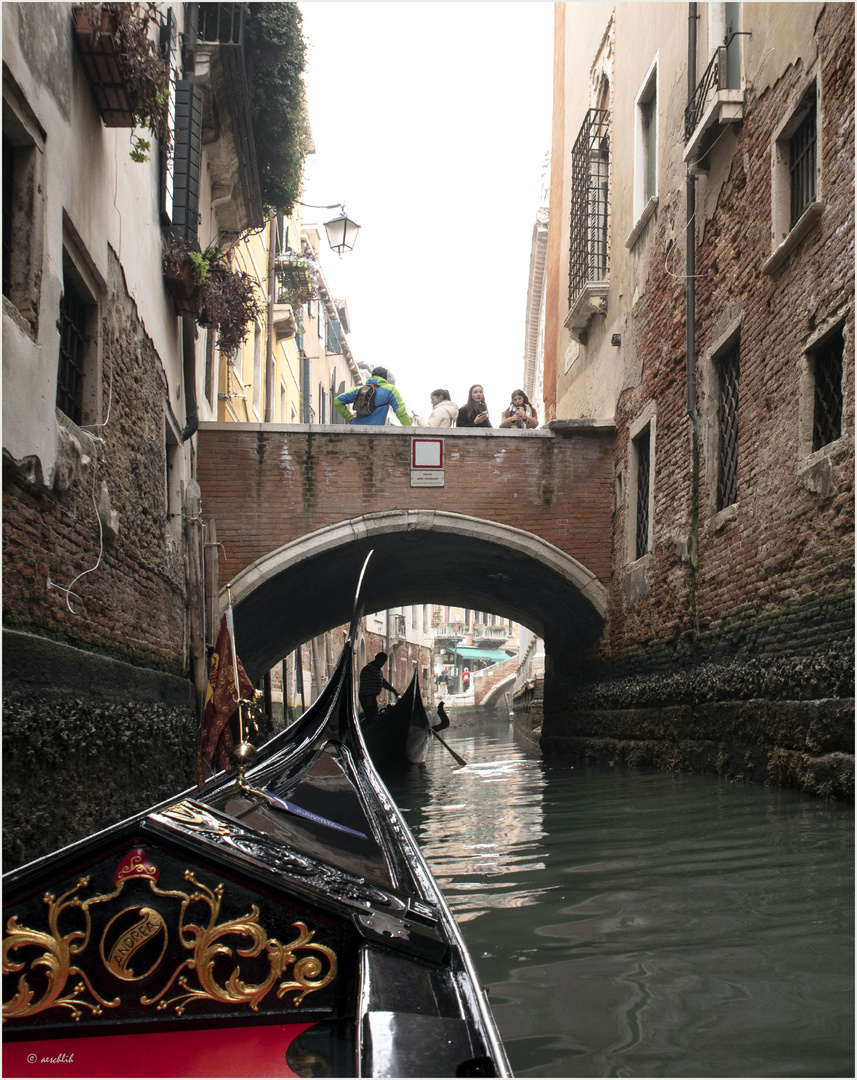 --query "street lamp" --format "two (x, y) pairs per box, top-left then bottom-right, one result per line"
(323, 211), (361, 256)
(298, 201), (361, 256)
